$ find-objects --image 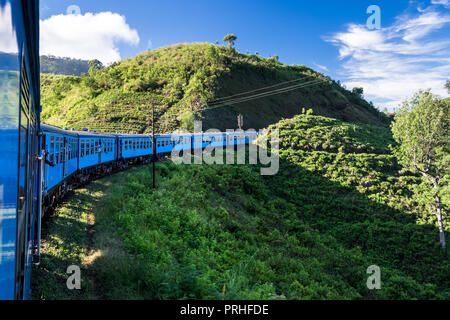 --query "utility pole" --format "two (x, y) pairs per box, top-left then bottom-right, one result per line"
(237, 114), (243, 130)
